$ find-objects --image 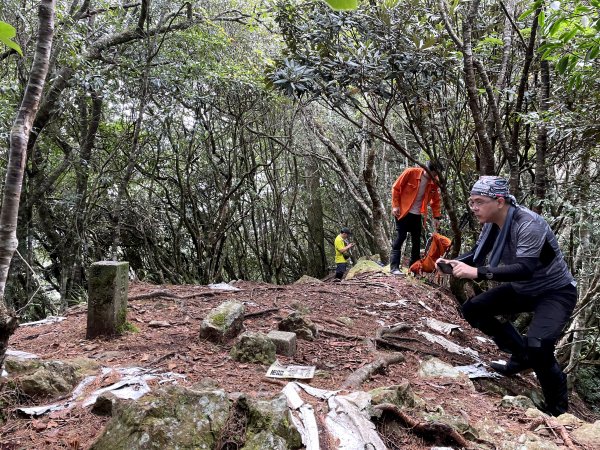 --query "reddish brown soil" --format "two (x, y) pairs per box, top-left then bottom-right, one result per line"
(1, 274), (597, 449)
